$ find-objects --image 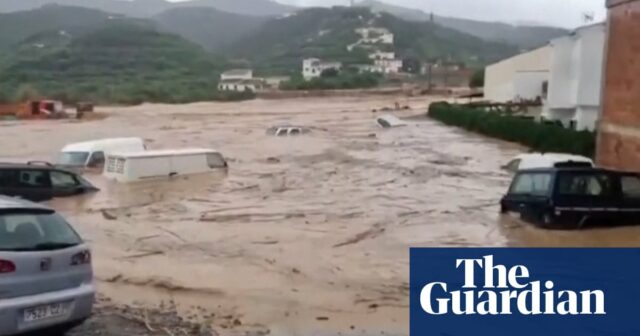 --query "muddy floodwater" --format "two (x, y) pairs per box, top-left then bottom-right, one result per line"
(3, 95), (640, 335)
